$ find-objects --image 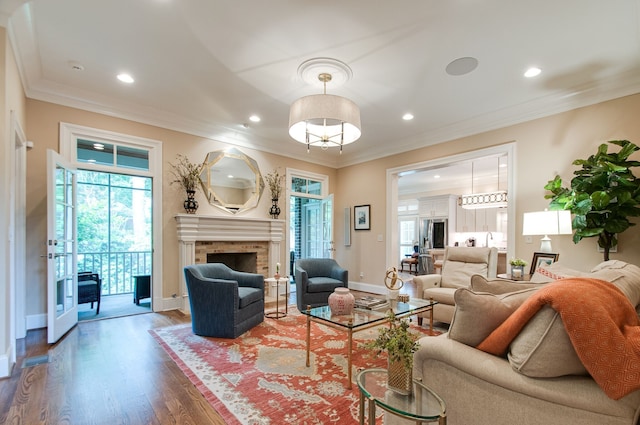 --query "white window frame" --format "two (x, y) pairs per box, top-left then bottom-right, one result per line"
(59, 122), (163, 312)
